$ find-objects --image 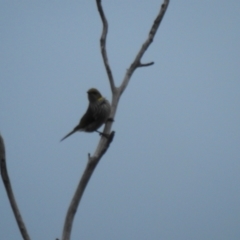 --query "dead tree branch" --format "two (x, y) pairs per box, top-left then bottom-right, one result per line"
(62, 1), (169, 239)
(0, 134), (31, 240)
(120, 0), (170, 95)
